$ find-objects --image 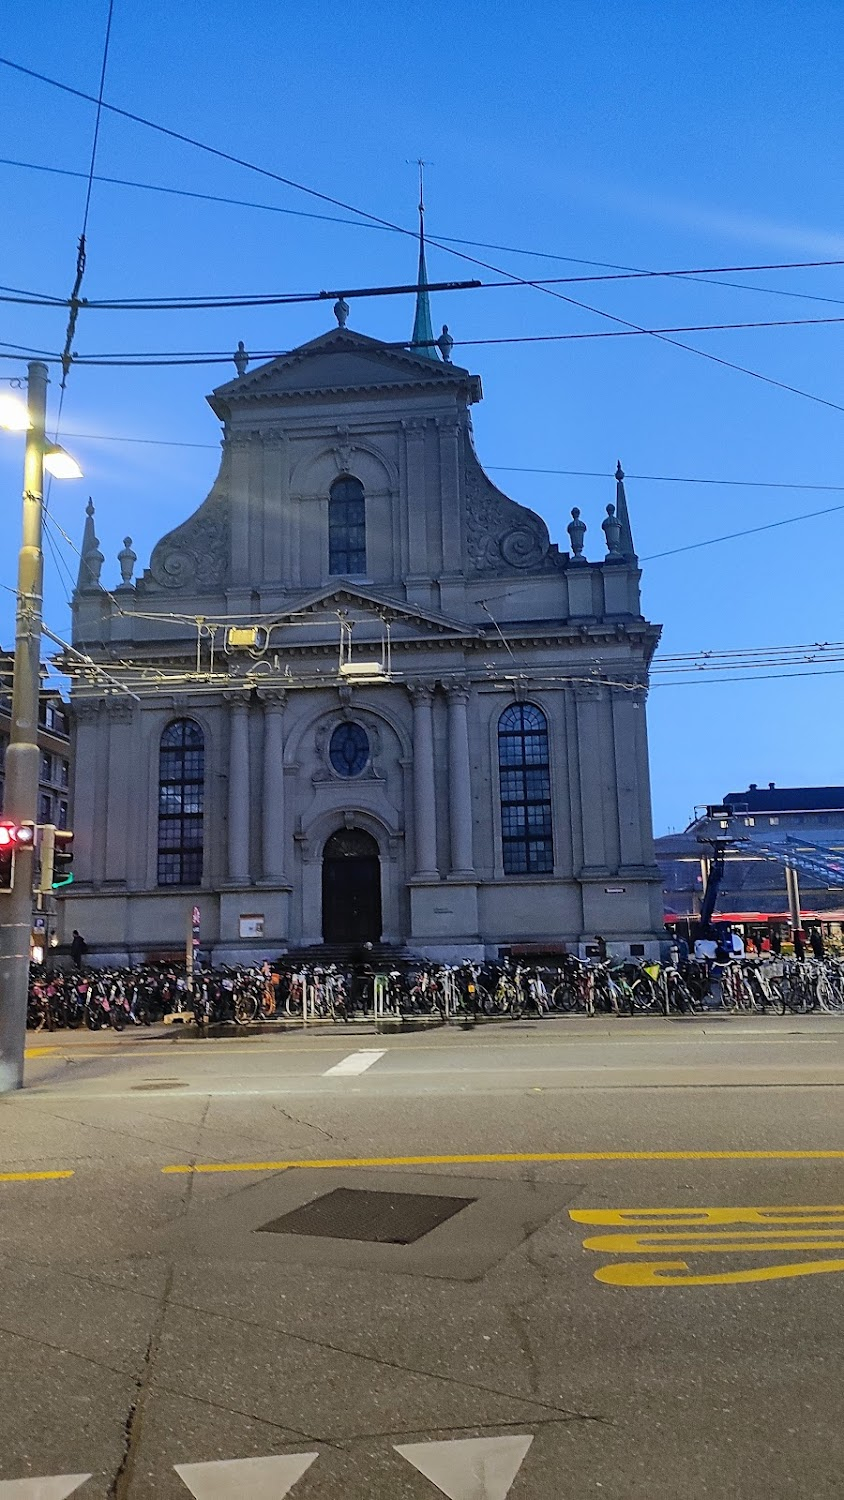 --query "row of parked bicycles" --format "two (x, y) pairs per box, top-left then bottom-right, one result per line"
(26, 952), (844, 1032)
